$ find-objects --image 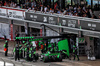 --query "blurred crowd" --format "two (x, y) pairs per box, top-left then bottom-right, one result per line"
(0, 0), (100, 19)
